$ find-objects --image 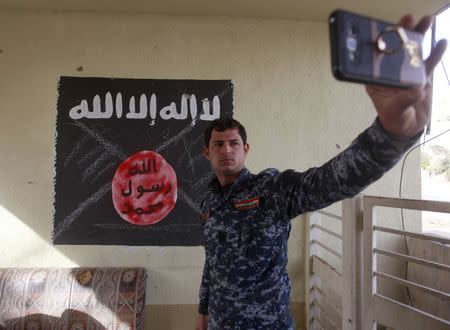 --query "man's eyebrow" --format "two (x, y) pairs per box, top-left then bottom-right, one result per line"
(212, 138), (240, 143)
